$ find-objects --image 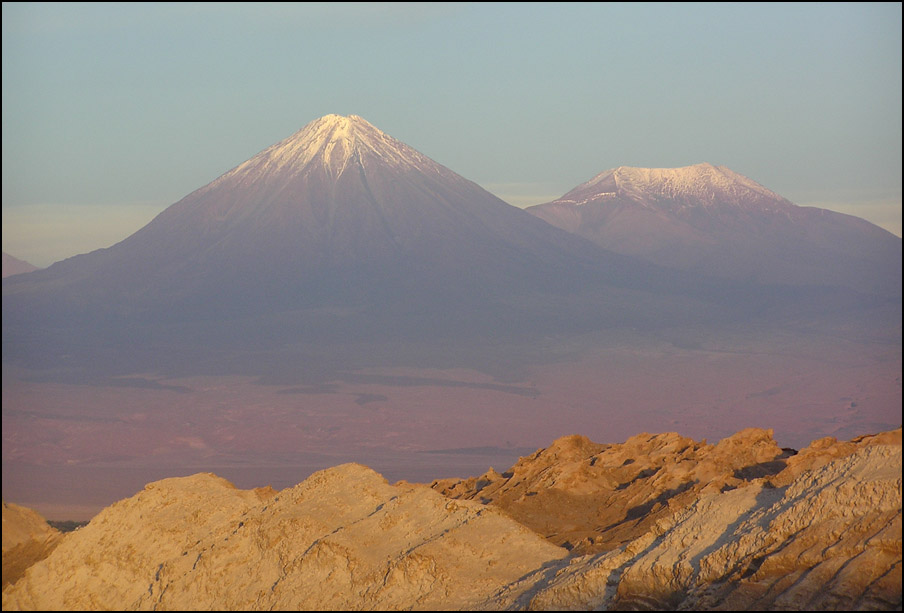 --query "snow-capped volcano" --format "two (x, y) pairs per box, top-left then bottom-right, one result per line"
(528, 164), (901, 295)
(3, 115), (662, 334)
(209, 114), (452, 183)
(2, 120), (899, 380)
(111, 112), (603, 280)
(556, 163), (791, 210)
